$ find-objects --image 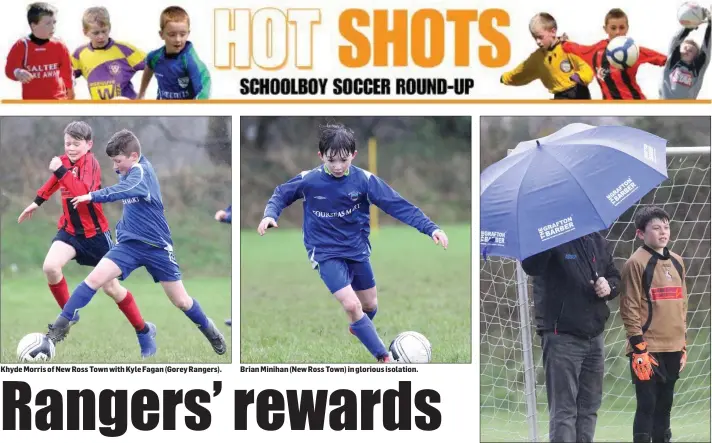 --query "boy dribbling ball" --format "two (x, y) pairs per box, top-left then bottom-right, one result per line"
(45, 129), (226, 358)
(257, 123), (448, 363)
(620, 206), (688, 443)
